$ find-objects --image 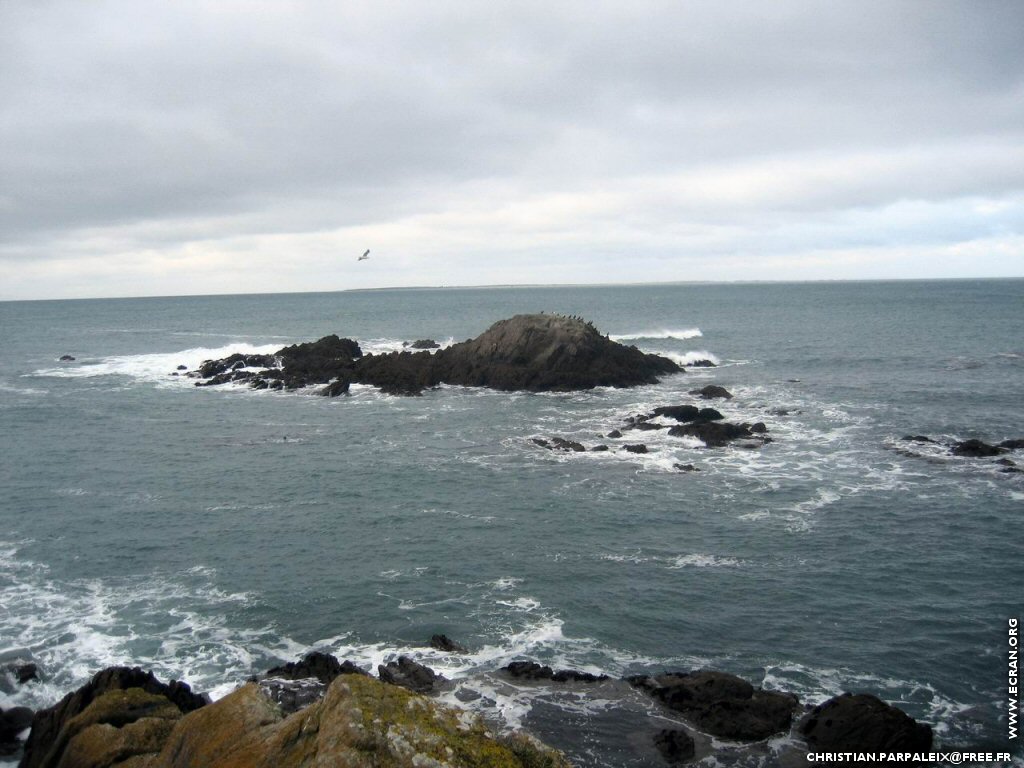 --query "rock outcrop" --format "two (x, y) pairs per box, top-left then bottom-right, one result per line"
(192, 314), (680, 396)
(799, 693), (933, 751)
(19, 668), (569, 768)
(628, 670), (798, 742)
